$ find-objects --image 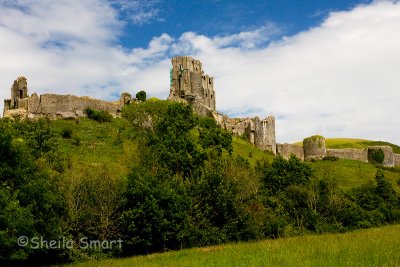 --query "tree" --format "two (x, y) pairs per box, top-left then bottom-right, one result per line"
(136, 90), (147, 102)
(258, 156), (312, 195)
